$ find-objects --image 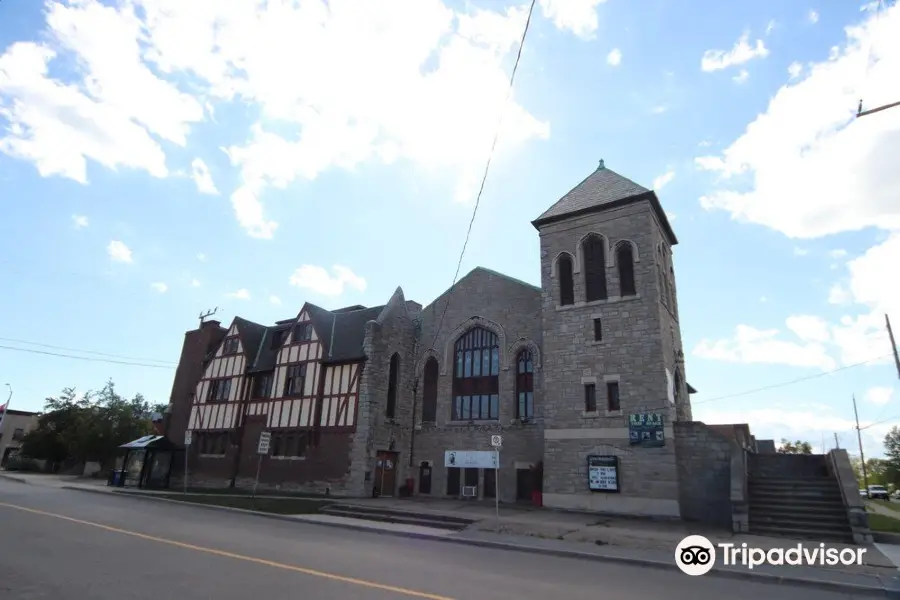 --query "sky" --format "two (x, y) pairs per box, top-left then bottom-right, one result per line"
(0, 0), (898, 458)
